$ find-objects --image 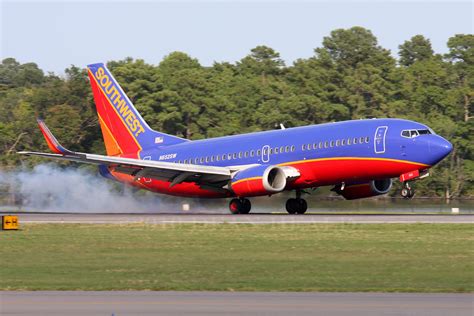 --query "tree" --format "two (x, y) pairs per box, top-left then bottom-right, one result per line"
(238, 46), (285, 78)
(398, 35), (434, 66)
(316, 27), (393, 71)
